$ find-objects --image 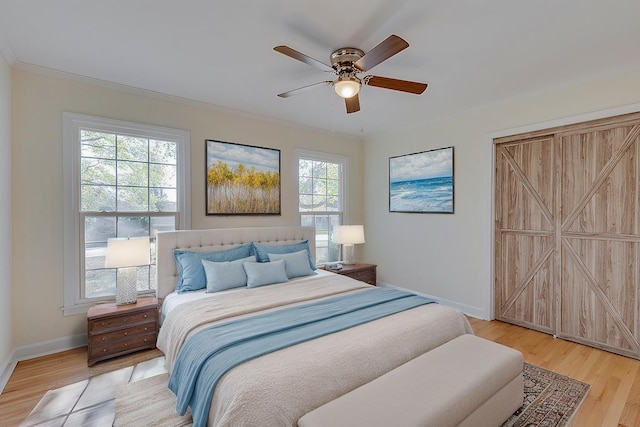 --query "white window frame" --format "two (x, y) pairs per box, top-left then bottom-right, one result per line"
(62, 113), (191, 315)
(296, 149), (349, 264)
